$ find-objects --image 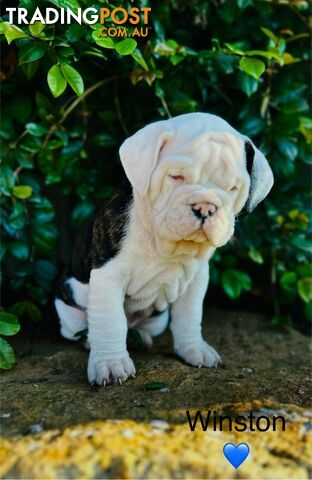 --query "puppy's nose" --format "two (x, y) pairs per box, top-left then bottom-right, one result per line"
(191, 202), (218, 221)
